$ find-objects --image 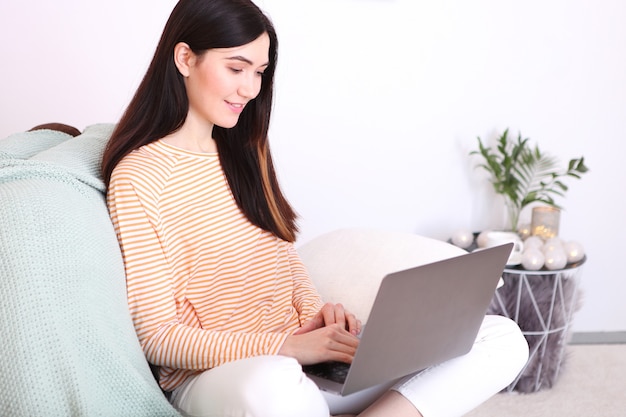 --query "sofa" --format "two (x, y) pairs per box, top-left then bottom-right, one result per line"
(0, 124), (465, 416)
